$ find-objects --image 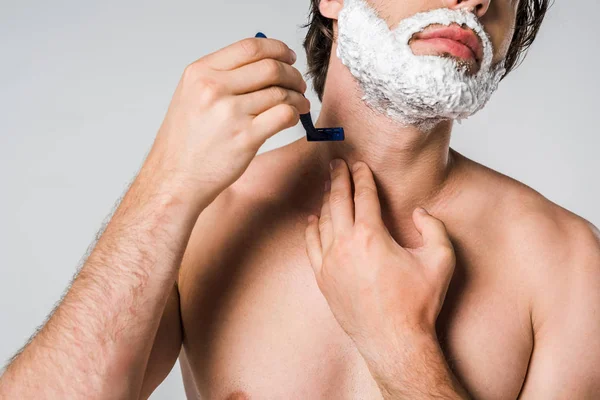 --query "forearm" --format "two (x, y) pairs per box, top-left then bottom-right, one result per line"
(0, 169), (206, 398)
(361, 332), (470, 400)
